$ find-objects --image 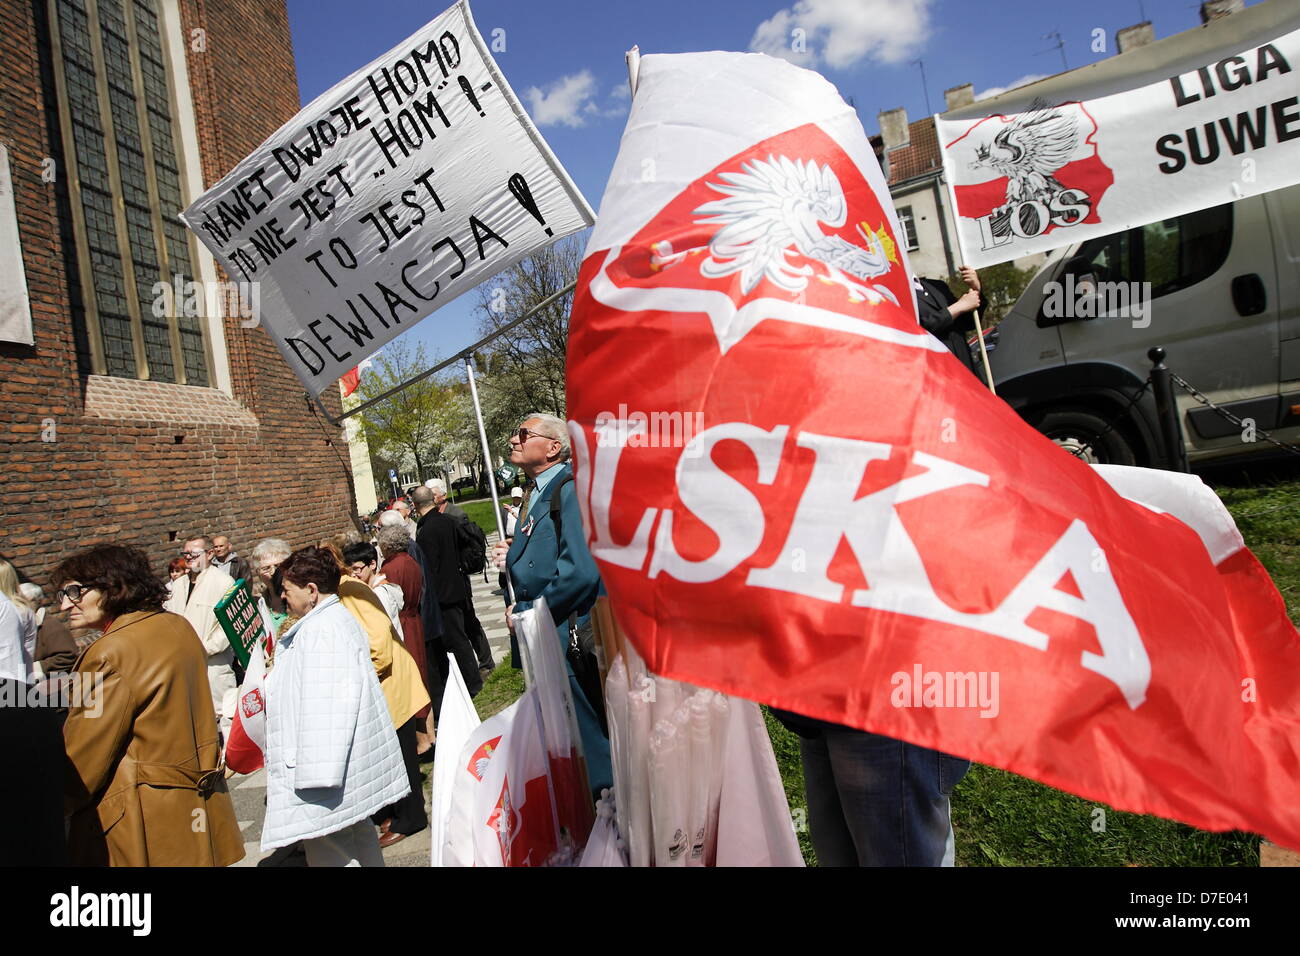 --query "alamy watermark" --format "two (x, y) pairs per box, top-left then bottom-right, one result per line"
(151, 274), (261, 328)
(890, 664), (1000, 718)
(1043, 274), (1151, 328)
(595, 405), (706, 454)
(1, 672), (103, 716)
